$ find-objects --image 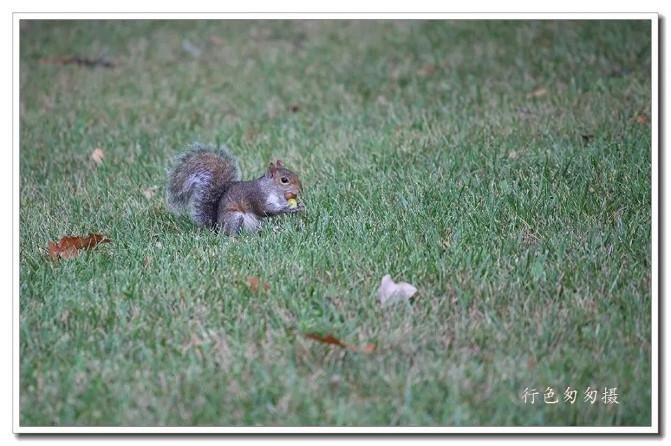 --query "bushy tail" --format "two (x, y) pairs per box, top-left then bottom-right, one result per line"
(166, 143), (241, 227)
